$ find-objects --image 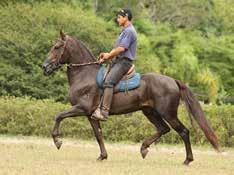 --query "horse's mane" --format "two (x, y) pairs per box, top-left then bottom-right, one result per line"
(71, 36), (97, 62)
